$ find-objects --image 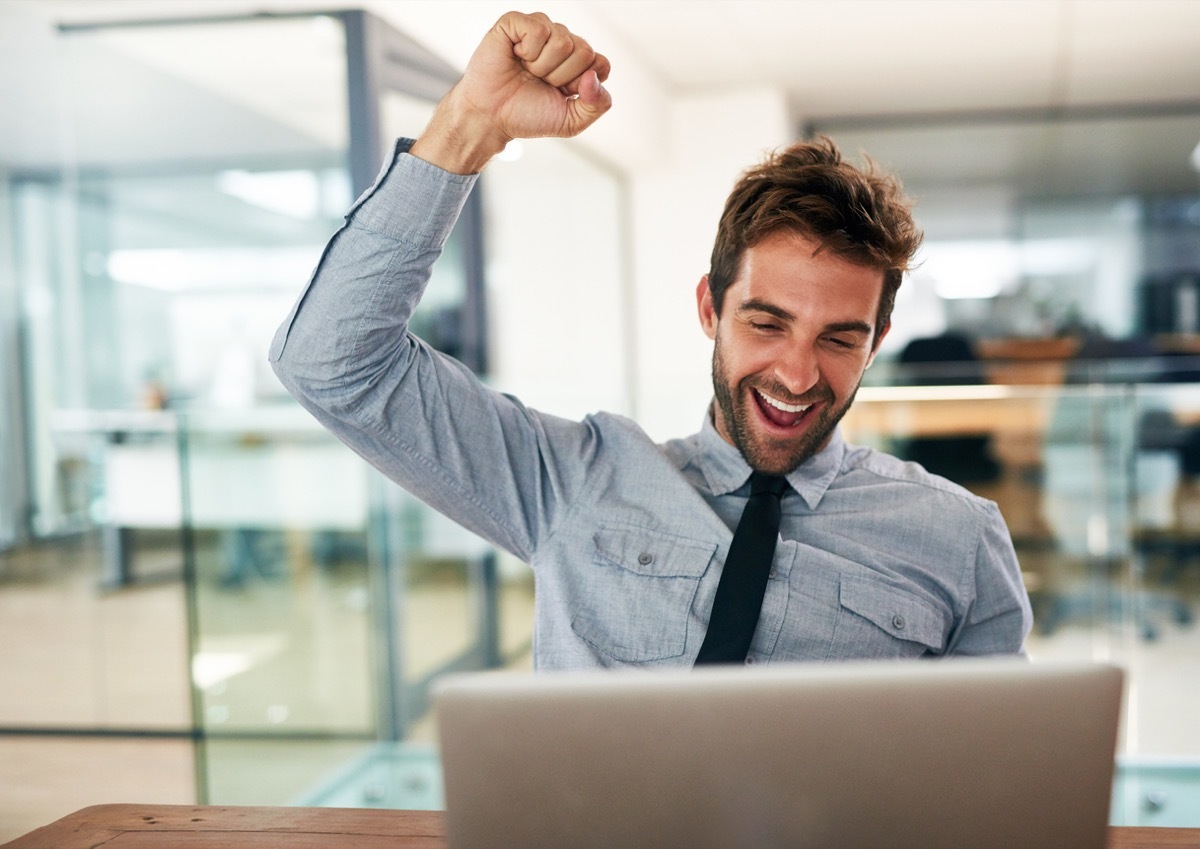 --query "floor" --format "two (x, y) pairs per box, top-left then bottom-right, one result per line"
(2, 529), (1199, 842)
